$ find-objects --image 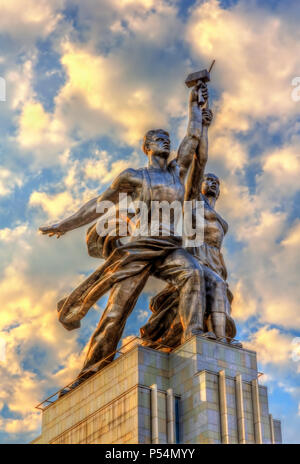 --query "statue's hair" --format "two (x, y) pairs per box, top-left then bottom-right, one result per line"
(142, 129), (170, 155)
(204, 172), (219, 181)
